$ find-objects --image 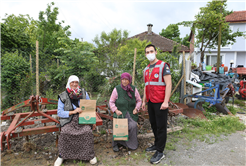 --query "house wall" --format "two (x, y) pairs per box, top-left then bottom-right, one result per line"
(193, 22), (246, 68)
(227, 23), (246, 51)
(179, 53), (191, 65)
(237, 52), (246, 67)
